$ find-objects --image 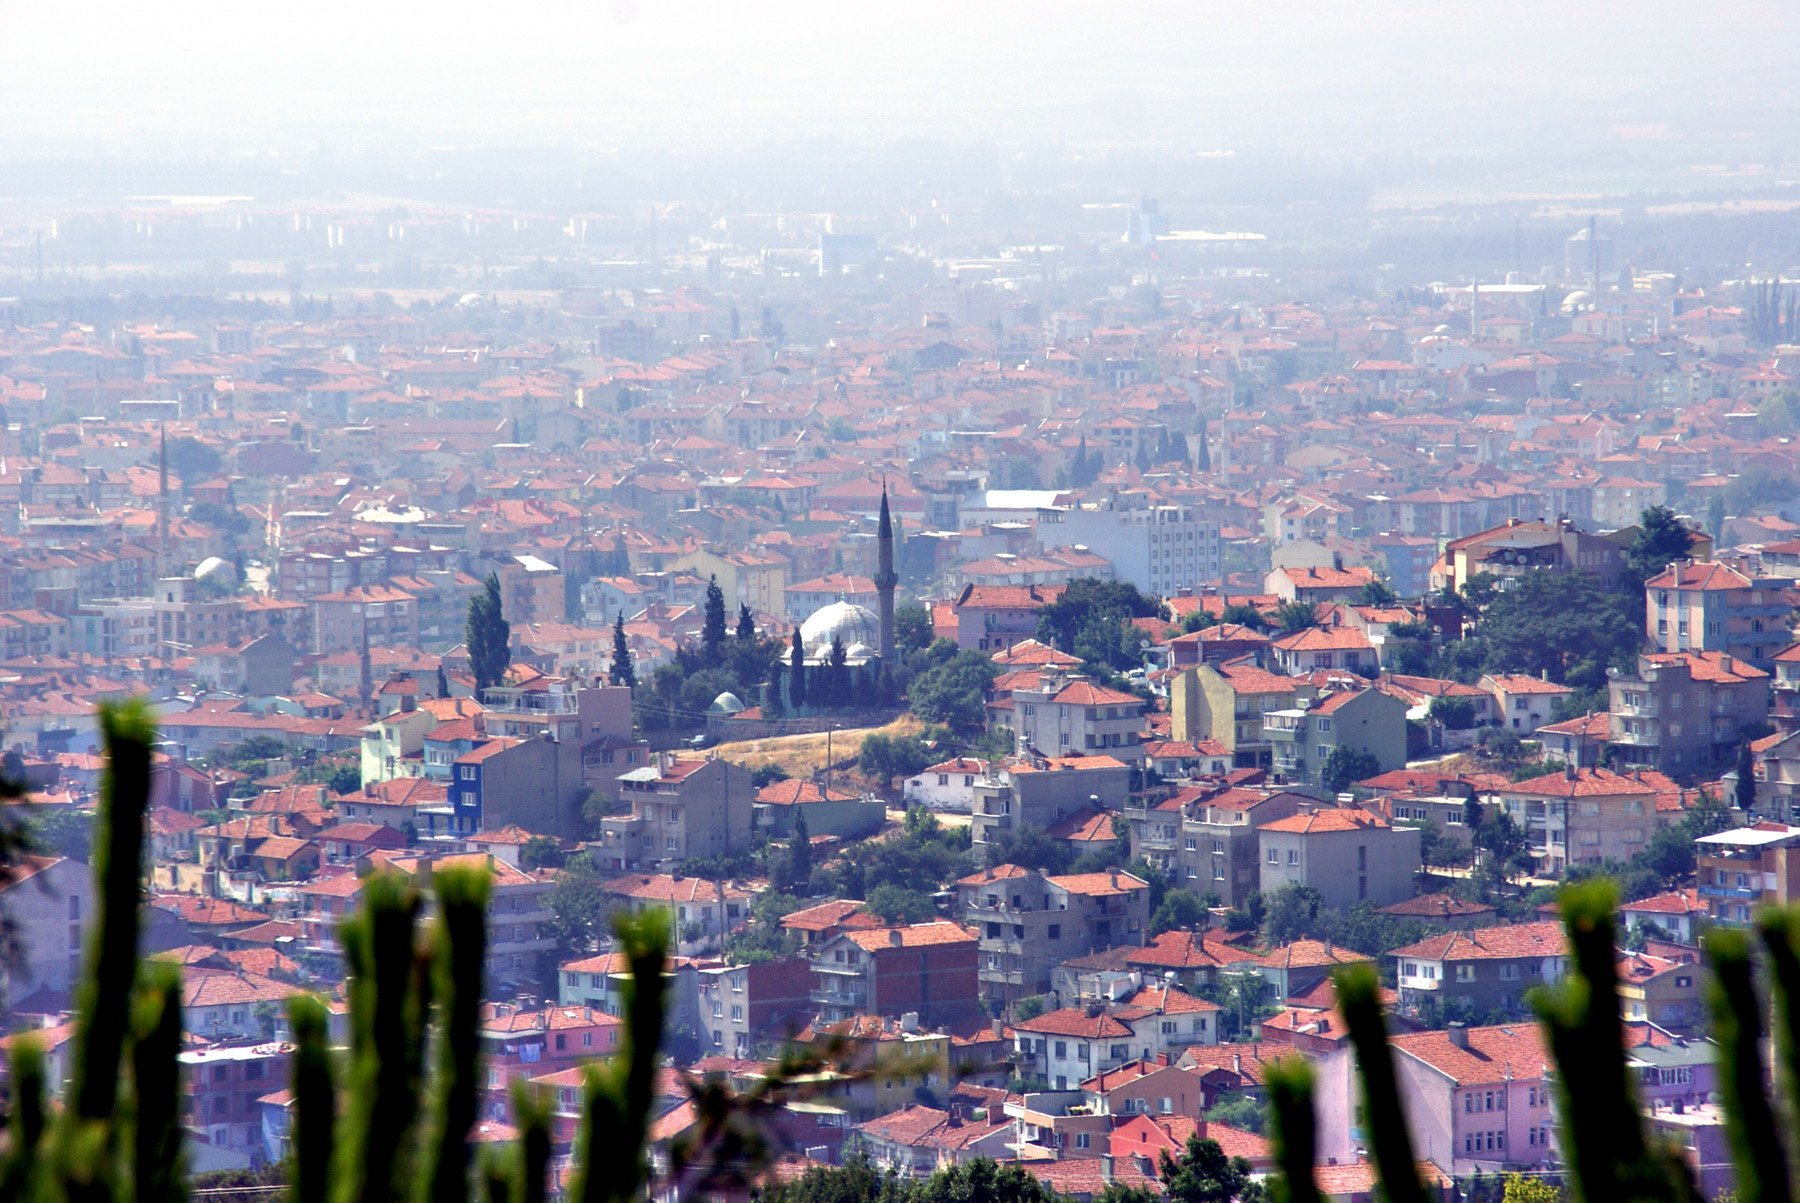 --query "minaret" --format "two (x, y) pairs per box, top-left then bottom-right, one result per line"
(875, 484), (898, 663)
